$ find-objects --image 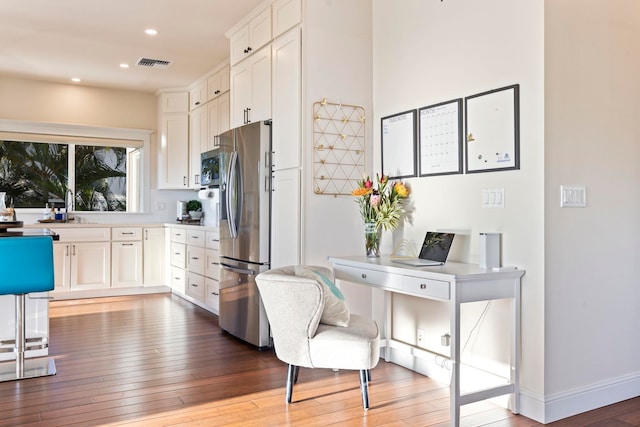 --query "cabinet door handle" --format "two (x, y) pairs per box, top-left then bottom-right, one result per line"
(65, 244), (70, 256)
(212, 292), (219, 296)
(183, 176), (187, 186)
(247, 46), (252, 52)
(420, 284), (427, 289)
(122, 232), (134, 235)
(145, 230), (148, 240)
(72, 244), (76, 256)
(122, 243), (134, 246)
(361, 273), (367, 279)
(191, 283), (198, 288)
(246, 107), (251, 123)
(195, 101), (200, 106)
(194, 174), (200, 185)
(191, 256), (199, 260)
